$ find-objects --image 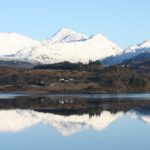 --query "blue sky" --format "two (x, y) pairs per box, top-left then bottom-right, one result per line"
(0, 0), (150, 48)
